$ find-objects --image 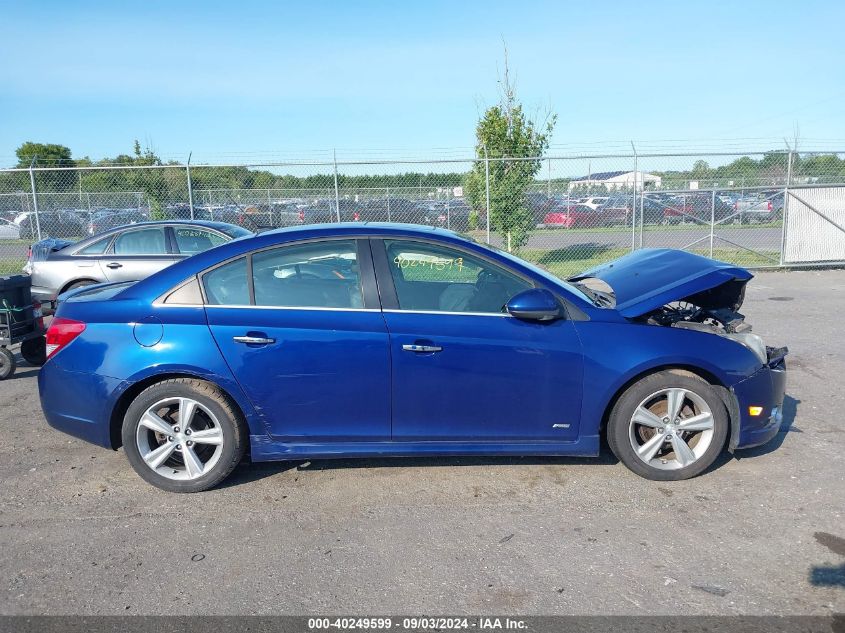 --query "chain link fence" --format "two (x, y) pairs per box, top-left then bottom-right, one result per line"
(1, 150), (844, 278)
